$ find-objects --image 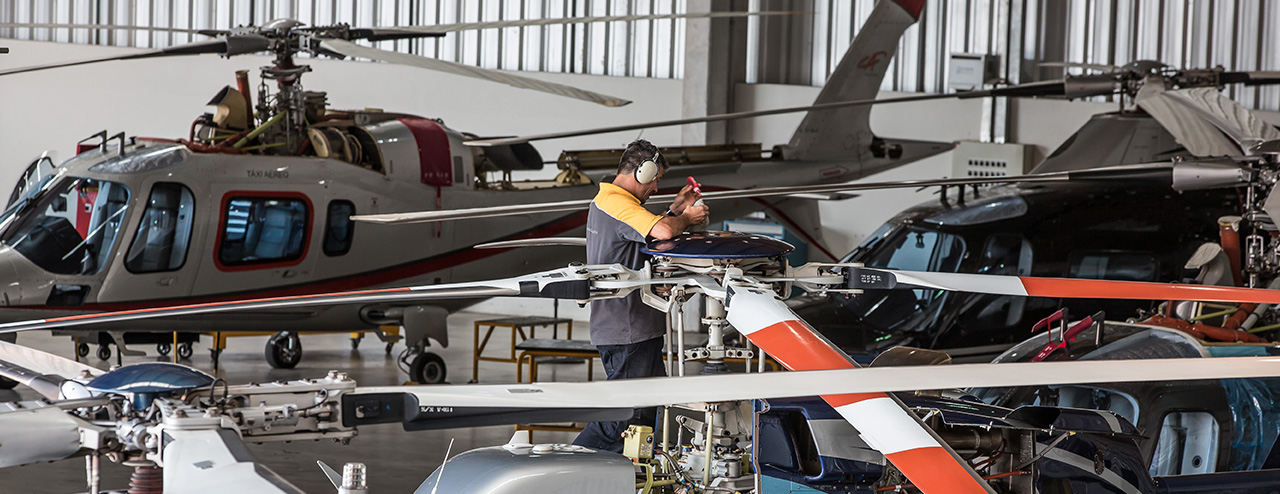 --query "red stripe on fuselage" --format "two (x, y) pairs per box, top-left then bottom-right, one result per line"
(43, 287), (415, 323)
(10, 211), (587, 314)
